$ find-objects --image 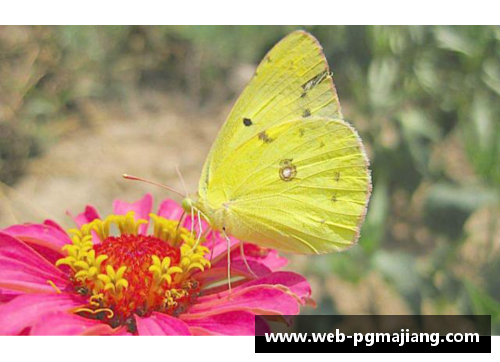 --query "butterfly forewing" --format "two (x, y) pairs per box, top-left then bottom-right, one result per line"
(200, 31), (342, 195)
